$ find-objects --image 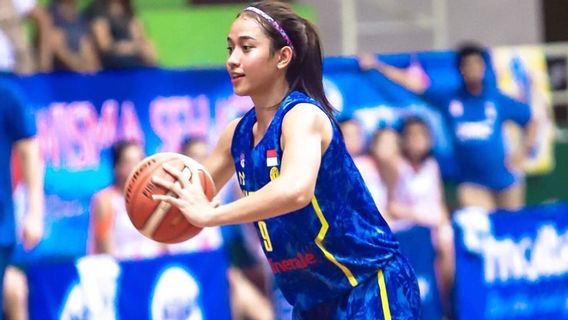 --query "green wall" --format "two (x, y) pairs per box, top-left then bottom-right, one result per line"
(138, 5), (315, 67)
